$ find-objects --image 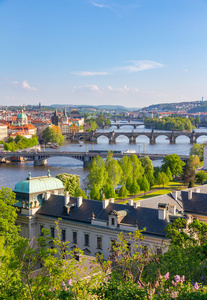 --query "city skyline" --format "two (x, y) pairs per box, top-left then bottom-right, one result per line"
(1, 0), (207, 107)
